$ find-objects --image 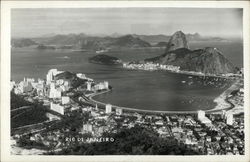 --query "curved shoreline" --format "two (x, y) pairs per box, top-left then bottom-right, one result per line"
(86, 80), (238, 114)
